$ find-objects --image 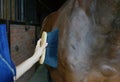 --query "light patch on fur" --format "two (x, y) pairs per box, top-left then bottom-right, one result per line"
(86, 70), (120, 82)
(100, 65), (117, 77)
